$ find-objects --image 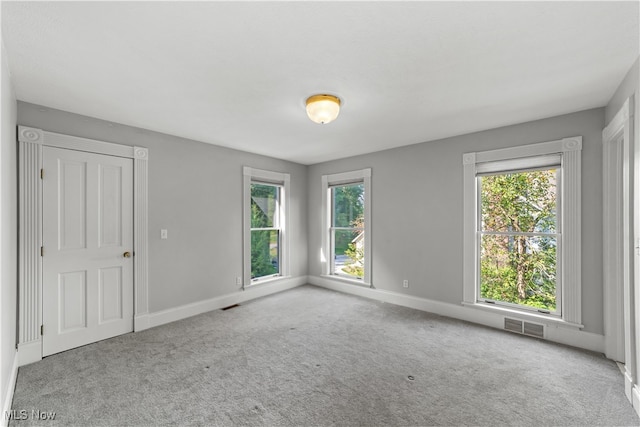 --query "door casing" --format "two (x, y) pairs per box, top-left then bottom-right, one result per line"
(603, 113), (628, 364)
(602, 98), (635, 401)
(17, 126), (149, 366)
